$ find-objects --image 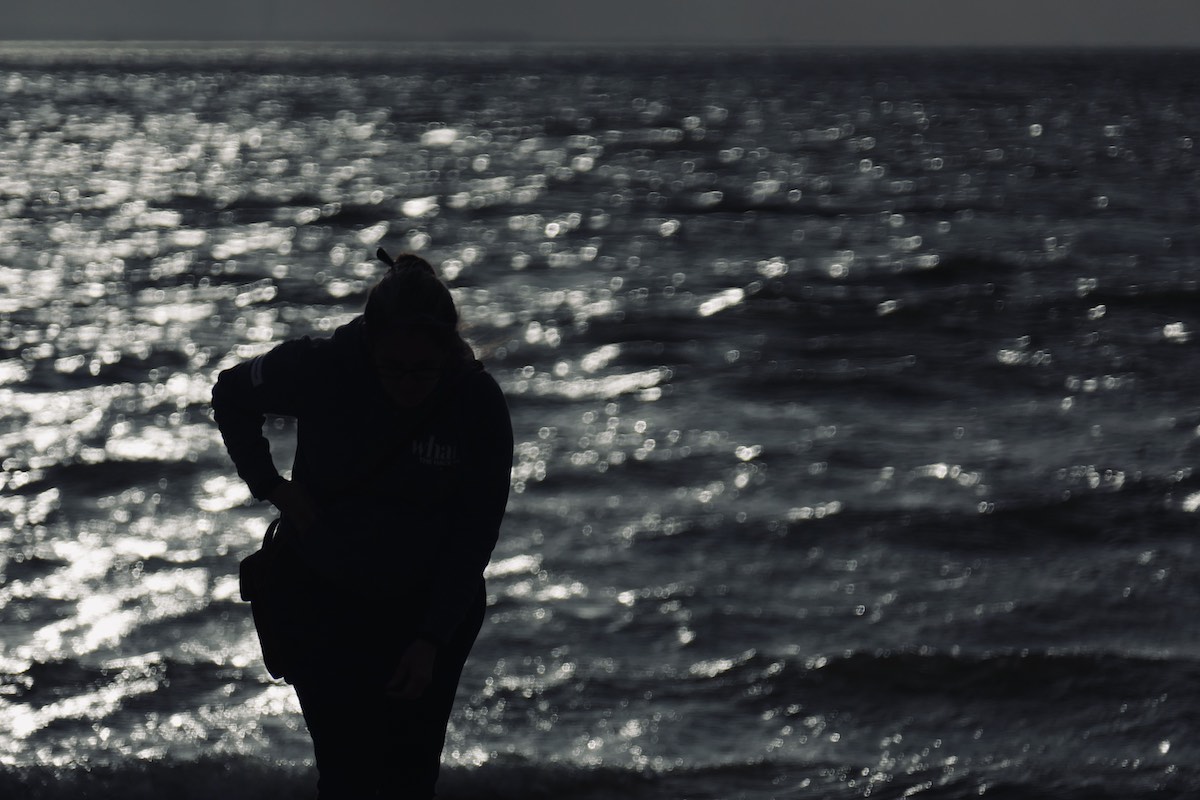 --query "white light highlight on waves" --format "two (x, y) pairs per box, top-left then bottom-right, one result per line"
(485, 553), (543, 579)
(401, 196), (439, 217)
(507, 368), (671, 401)
(1163, 322), (1190, 342)
(420, 127), (459, 146)
(197, 474), (253, 513)
(356, 221), (389, 245)
(580, 344), (621, 373)
(698, 287), (745, 317)
(0, 660), (162, 744)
